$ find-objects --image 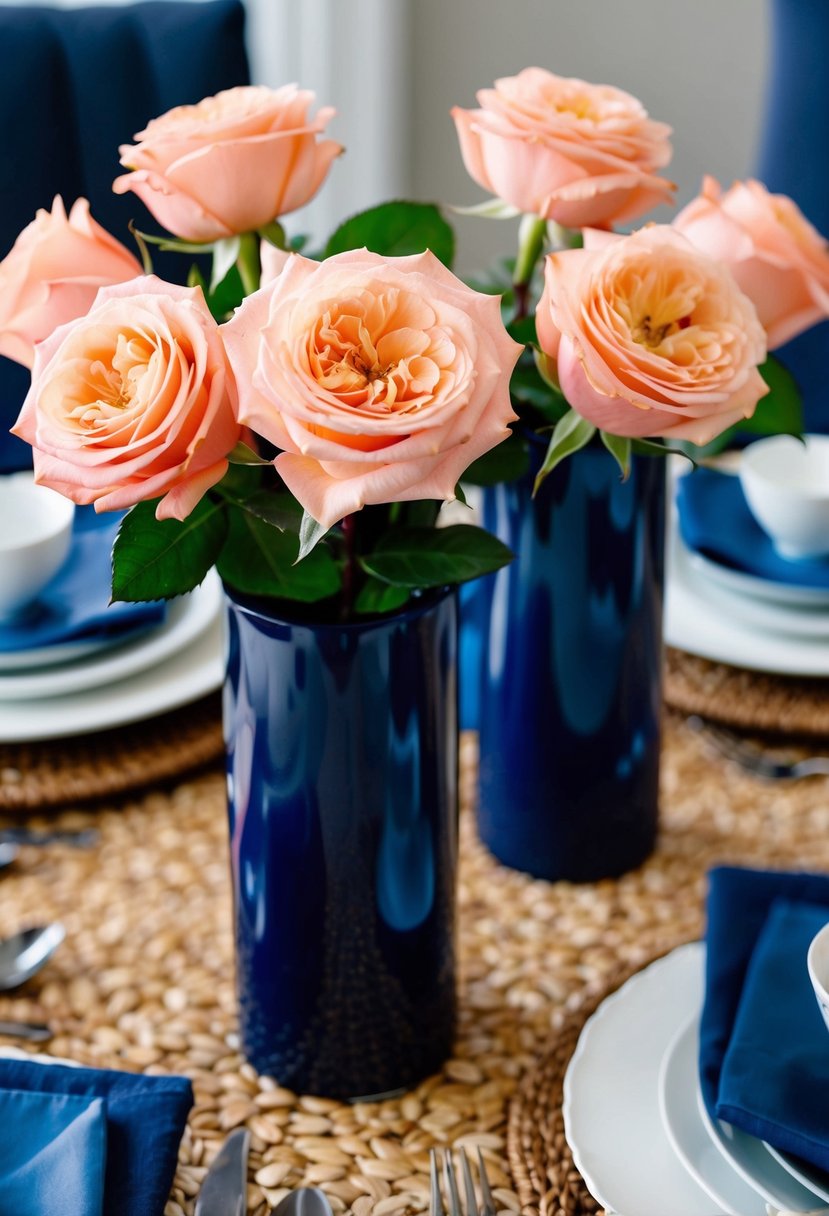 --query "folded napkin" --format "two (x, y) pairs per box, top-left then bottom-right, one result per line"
(0, 1088), (106, 1216)
(0, 507), (165, 654)
(676, 467), (829, 588)
(0, 1057), (193, 1216)
(700, 867), (829, 1171)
